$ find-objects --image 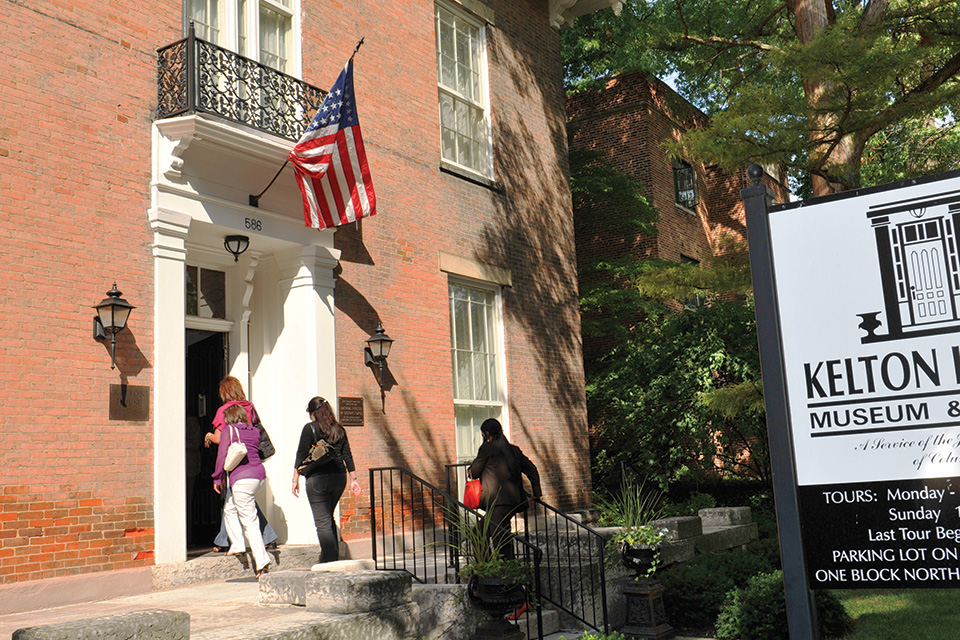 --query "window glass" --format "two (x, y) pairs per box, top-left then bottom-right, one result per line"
(185, 0), (293, 72)
(187, 0), (220, 42)
(673, 159), (698, 209)
(450, 281), (503, 459)
(435, 2), (491, 177)
(185, 267), (226, 319)
(186, 265), (199, 316)
(259, 3), (290, 72)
